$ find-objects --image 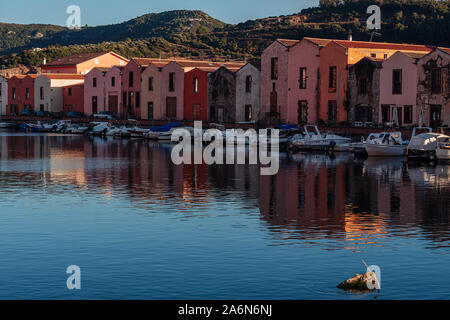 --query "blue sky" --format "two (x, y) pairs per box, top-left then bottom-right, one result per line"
(0, 0), (319, 26)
